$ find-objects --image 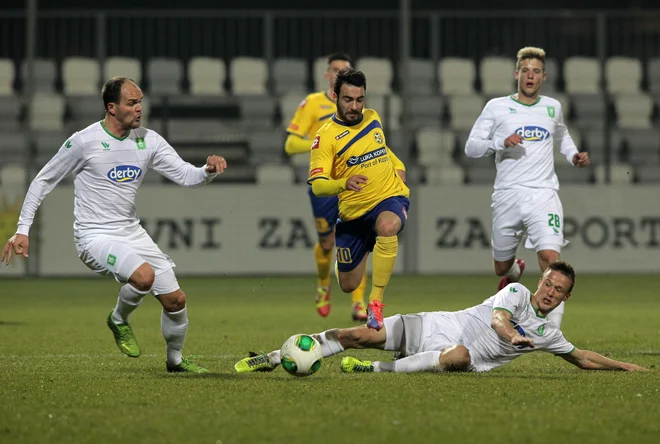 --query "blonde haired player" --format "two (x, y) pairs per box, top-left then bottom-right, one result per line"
(465, 47), (590, 328)
(284, 52), (370, 321)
